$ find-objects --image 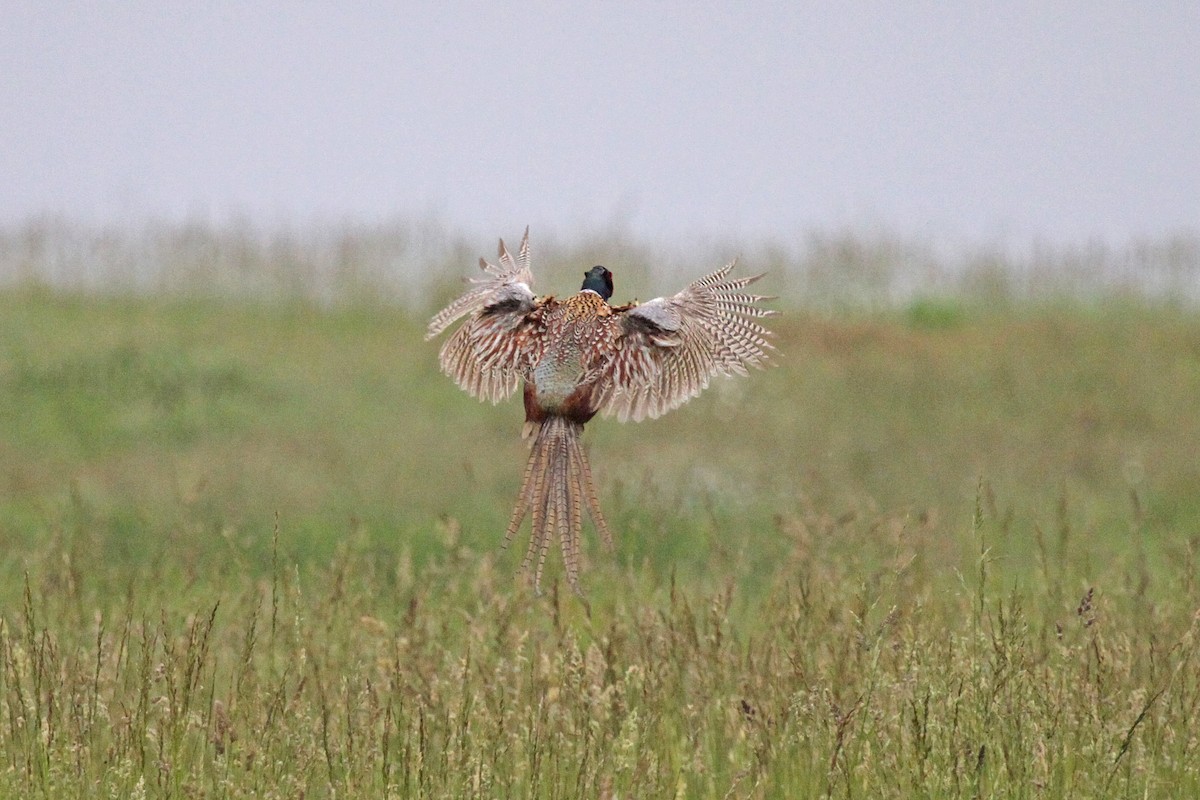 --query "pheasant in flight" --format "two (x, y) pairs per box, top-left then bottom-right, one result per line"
(426, 229), (776, 594)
